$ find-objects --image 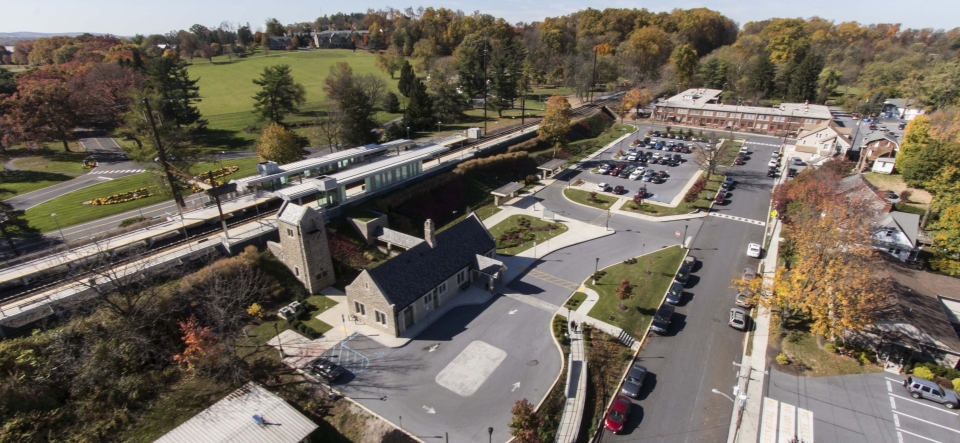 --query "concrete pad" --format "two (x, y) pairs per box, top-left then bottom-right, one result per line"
(435, 340), (507, 397)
